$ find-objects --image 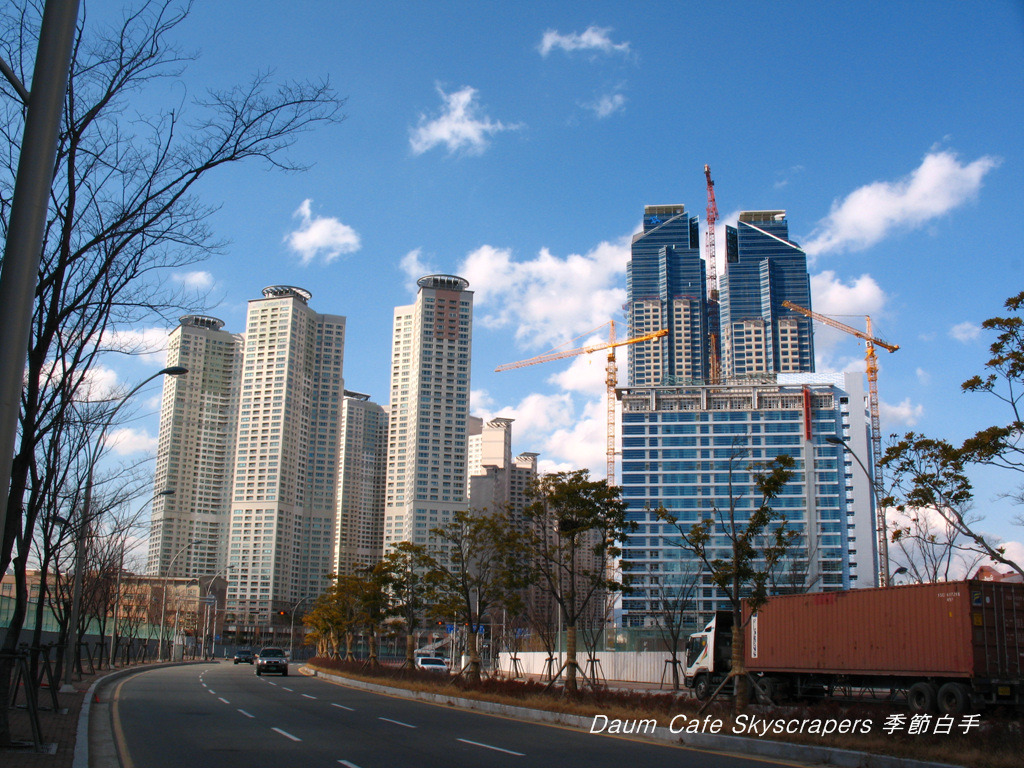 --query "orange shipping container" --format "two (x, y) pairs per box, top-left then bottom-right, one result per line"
(743, 580), (1024, 680)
